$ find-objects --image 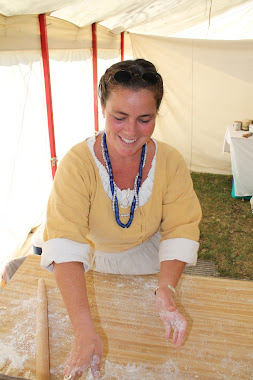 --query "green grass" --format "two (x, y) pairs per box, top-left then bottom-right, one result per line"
(191, 172), (253, 280)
